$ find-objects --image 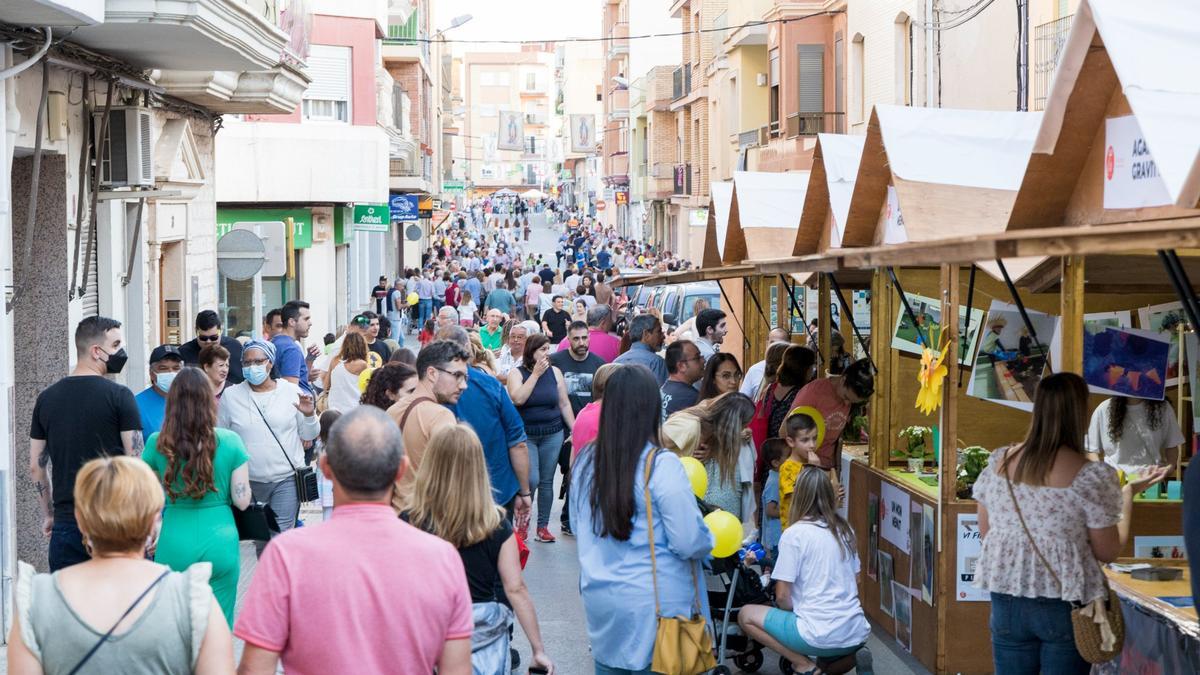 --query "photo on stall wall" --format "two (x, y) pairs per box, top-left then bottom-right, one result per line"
(867, 493), (880, 580)
(1082, 327), (1170, 401)
(1138, 302), (1186, 385)
(909, 510), (924, 592)
(893, 581), (913, 652)
(967, 300), (1060, 412)
(1133, 535), (1186, 559)
(879, 551), (895, 618)
(891, 293), (985, 366)
(921, 504), (935, 605)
